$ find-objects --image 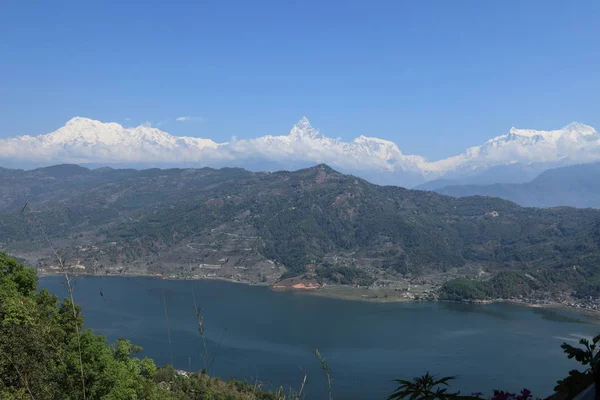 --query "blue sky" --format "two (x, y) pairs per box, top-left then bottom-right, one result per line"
(1, 0), (598, 160)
